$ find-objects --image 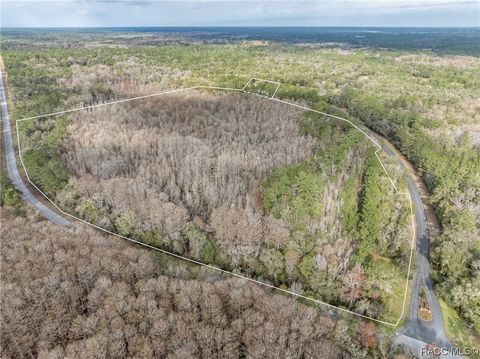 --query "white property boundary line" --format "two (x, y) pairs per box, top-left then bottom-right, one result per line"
(242, 77), (281, 98)
(15, 78), (416, 327)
